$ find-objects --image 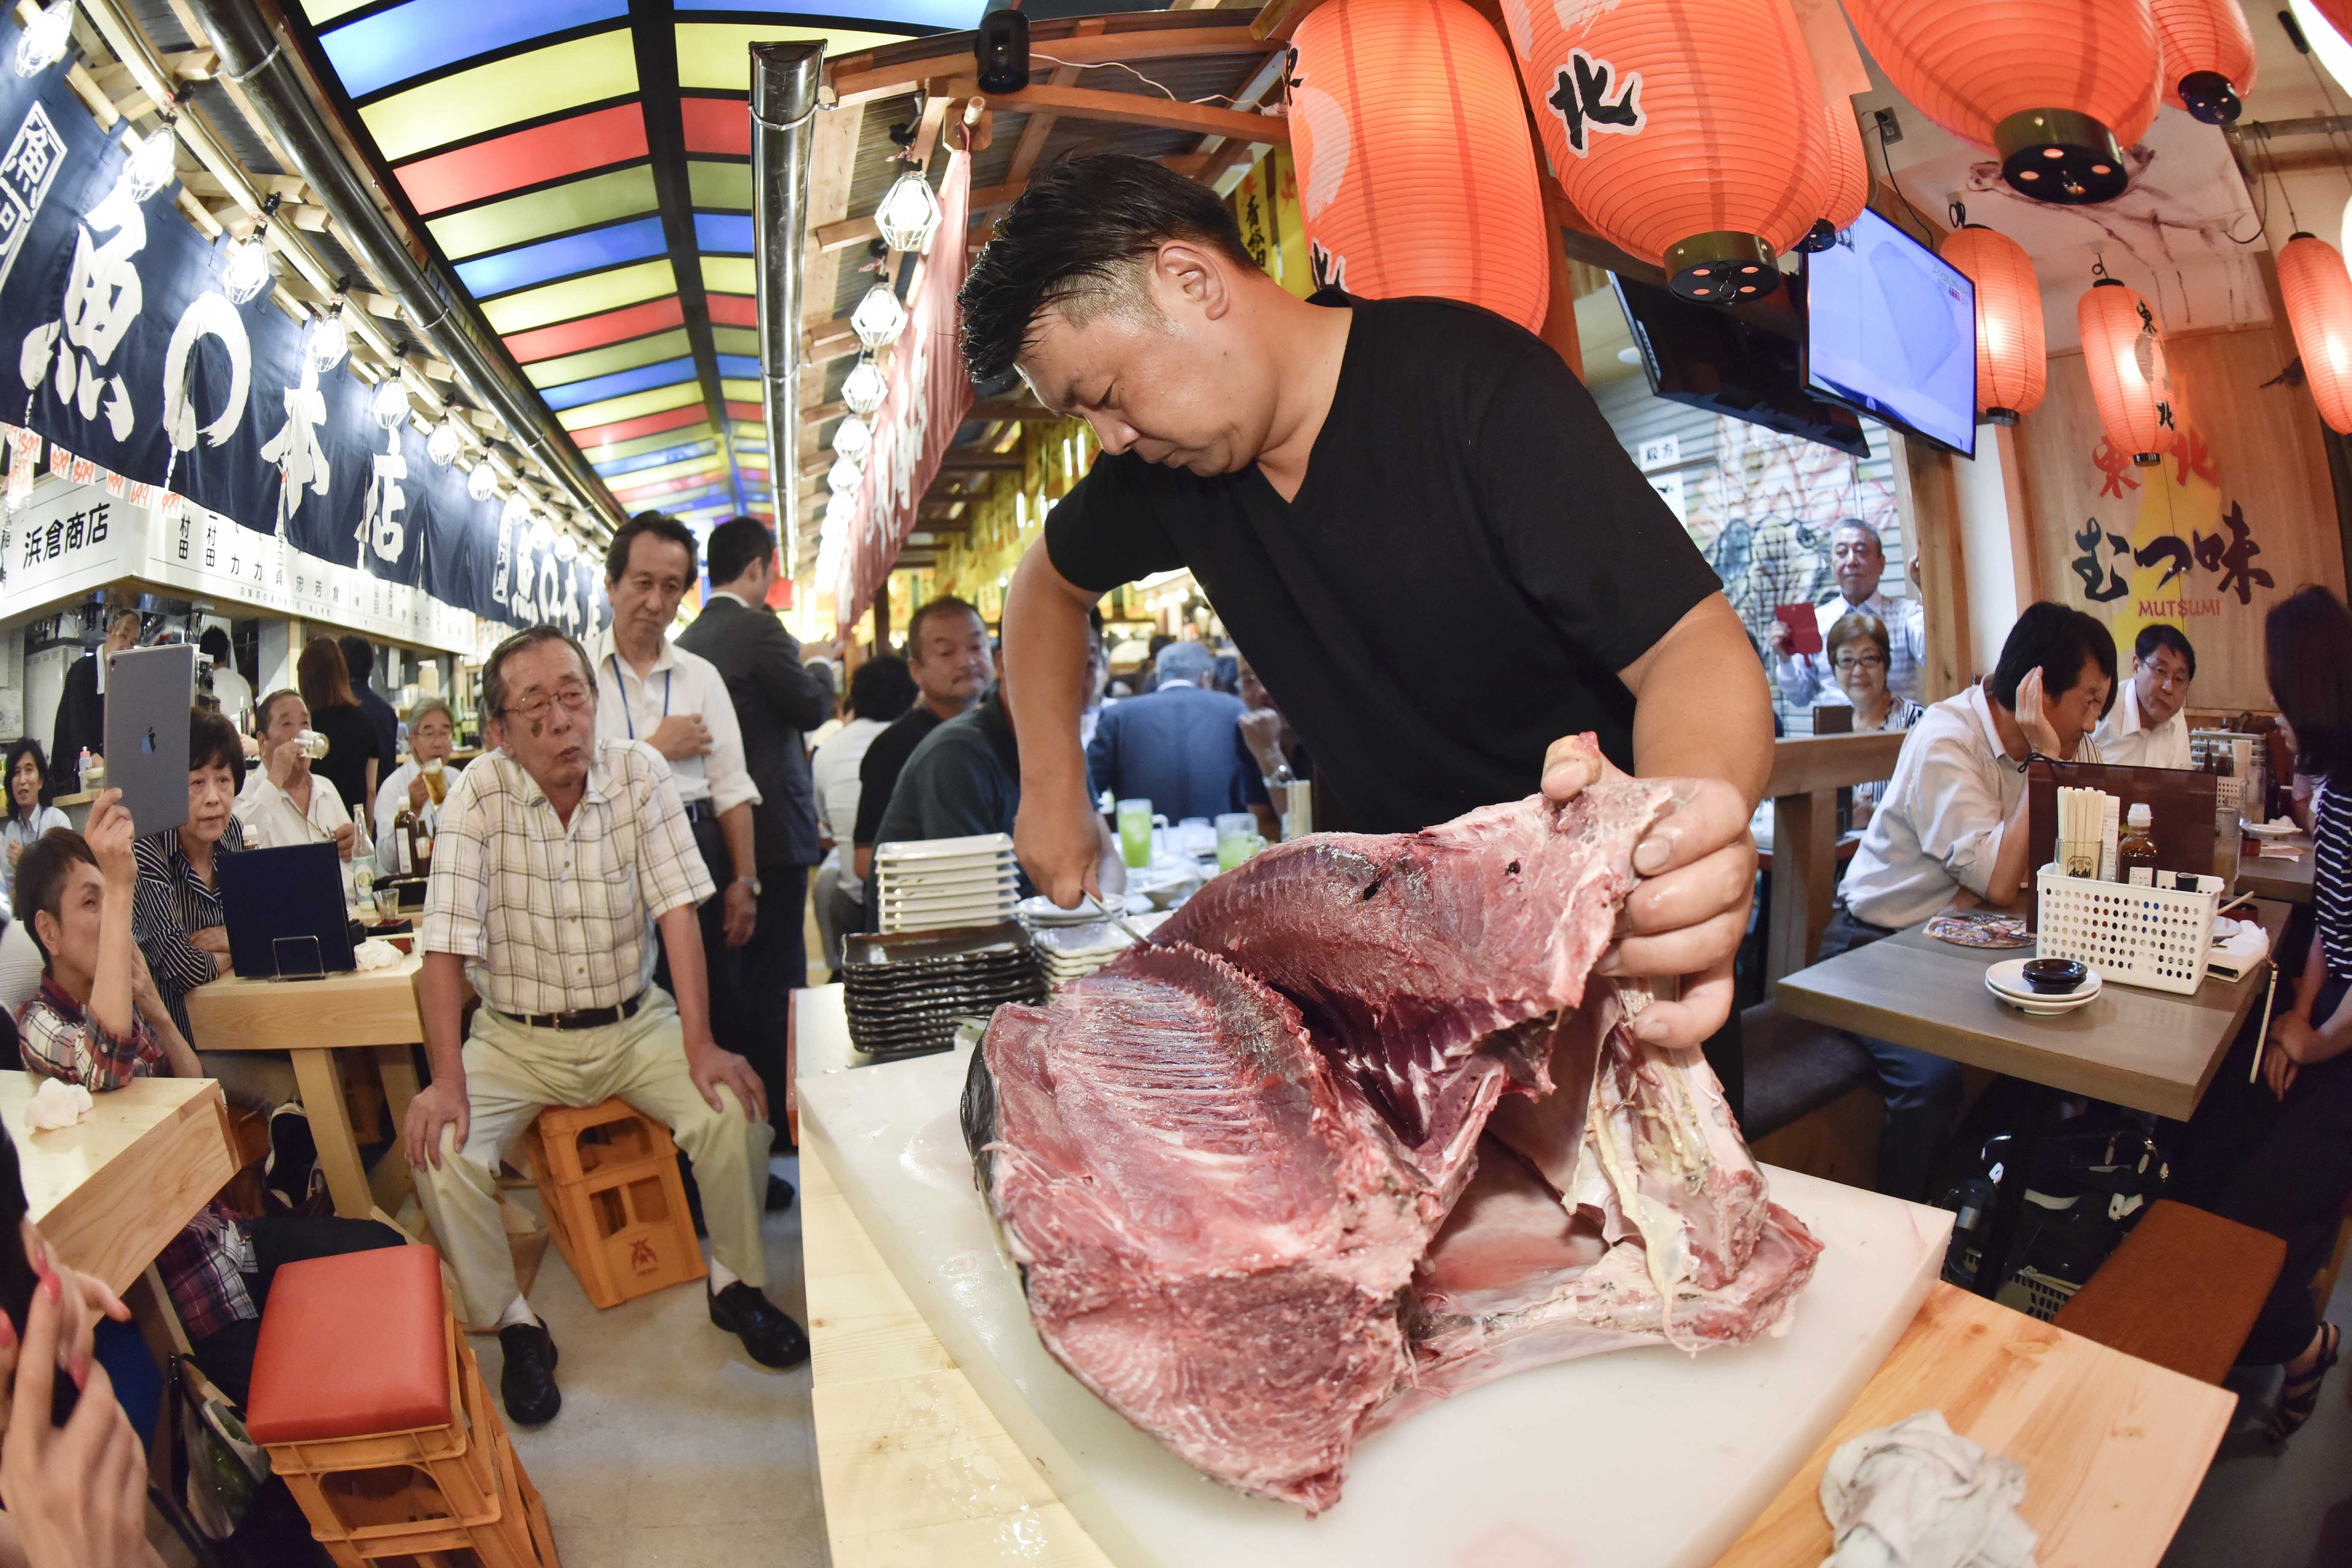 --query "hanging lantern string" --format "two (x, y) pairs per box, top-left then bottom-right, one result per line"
(1866, 113), (1939, 247)
(2273, 121), (2306, 231)
(2222, 123), (2274, 245)
(1026, 53), (1256, 108)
